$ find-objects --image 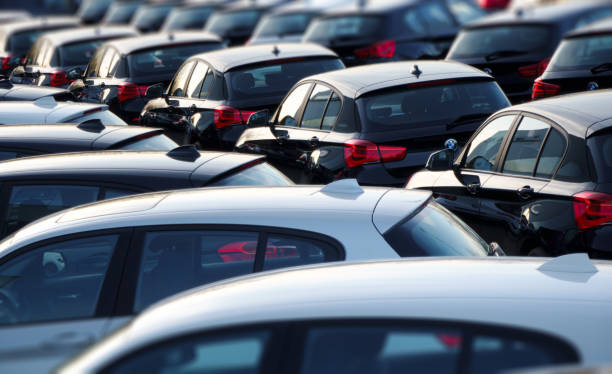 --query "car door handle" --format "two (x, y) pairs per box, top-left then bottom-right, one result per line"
(517, 185), (534, 199)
